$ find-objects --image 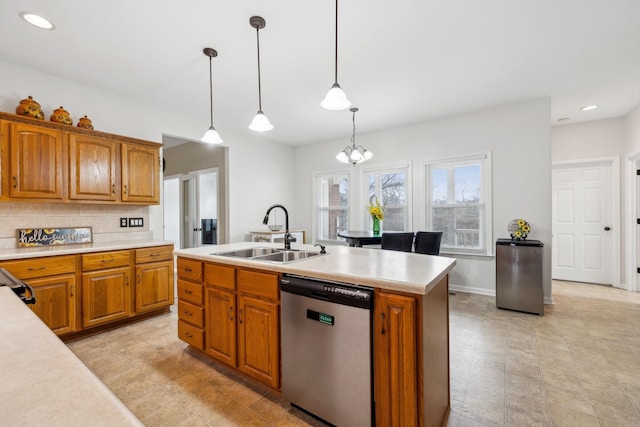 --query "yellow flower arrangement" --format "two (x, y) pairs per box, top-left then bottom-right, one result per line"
(368, 196), (385, 220)
(508, 218), (531, 240)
